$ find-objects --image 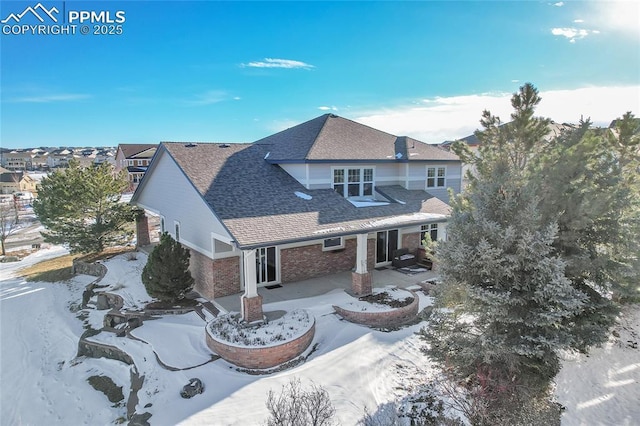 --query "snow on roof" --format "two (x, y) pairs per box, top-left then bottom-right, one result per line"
(294, 191), (312, 200)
